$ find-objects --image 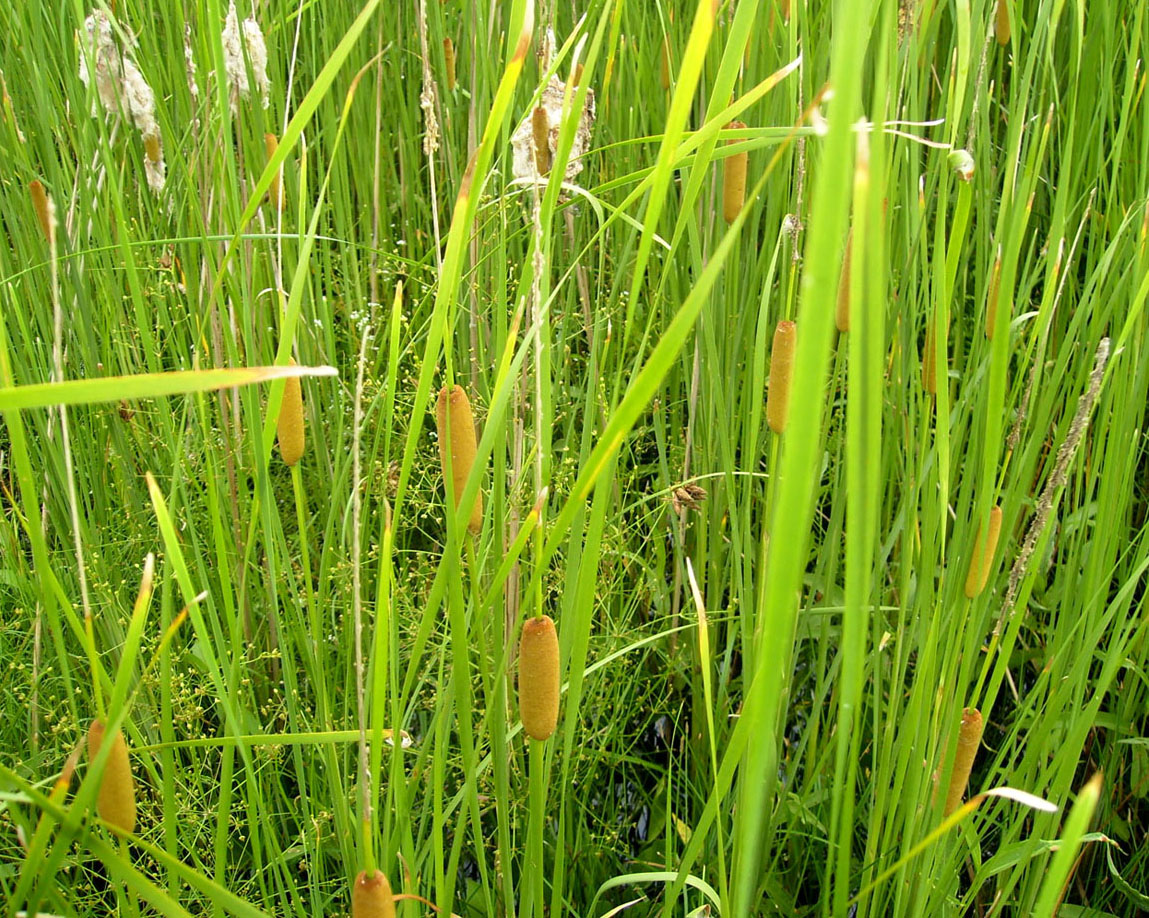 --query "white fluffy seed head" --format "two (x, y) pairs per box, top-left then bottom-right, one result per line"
(222, 1), (270, 112)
